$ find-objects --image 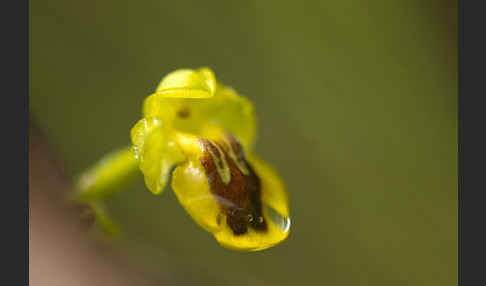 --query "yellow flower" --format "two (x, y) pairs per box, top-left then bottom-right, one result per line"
(74, 68), (290, 251)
